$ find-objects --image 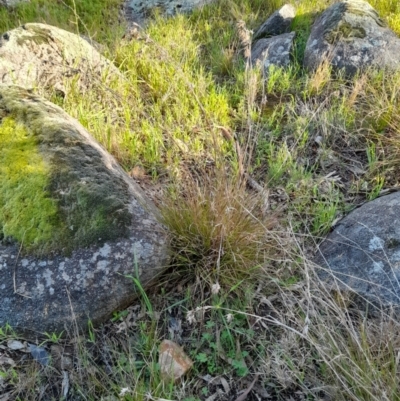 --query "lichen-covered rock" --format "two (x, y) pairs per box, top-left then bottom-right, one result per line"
(304, 0), (400, 76)
(0, 85), (169, 335)
(251, 32), (295, 74)
(0, 23), (121, 95)
(124, 0), (215, 23)
(253, 4), (296, 41)
(0, 0), (29, 6)
(314, 191), (400, 311)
